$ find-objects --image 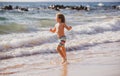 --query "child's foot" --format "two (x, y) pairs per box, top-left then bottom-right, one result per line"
(61, 59), (68, 64)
